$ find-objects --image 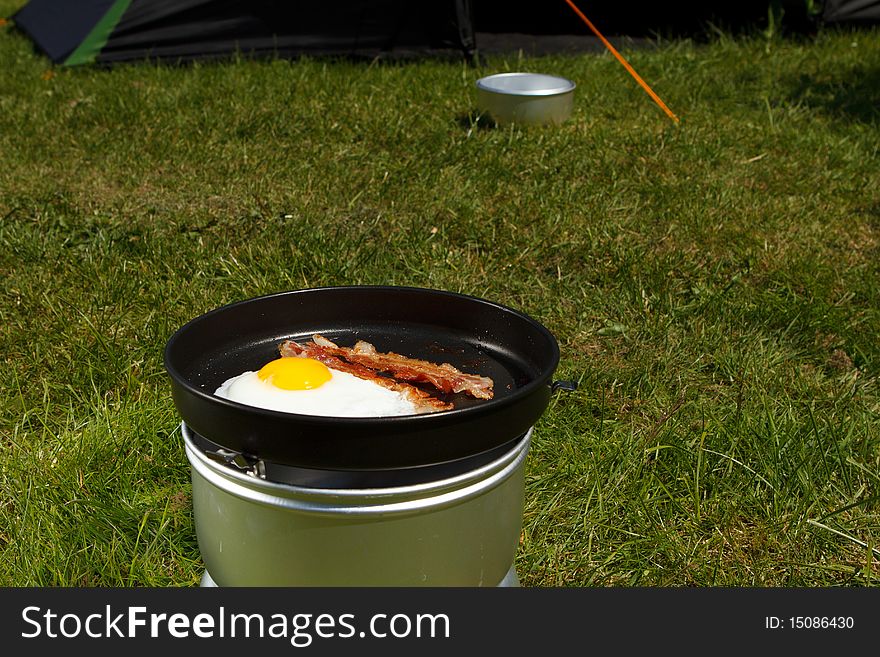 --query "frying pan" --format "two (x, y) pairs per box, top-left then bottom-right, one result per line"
(164, 286), (562, 471)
